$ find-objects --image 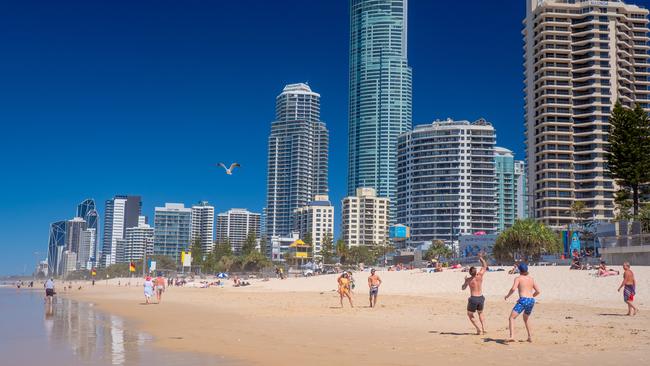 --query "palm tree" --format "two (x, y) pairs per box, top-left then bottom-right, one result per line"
(494, 219), (561, 263)
(570, 201), (587, 226)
